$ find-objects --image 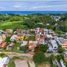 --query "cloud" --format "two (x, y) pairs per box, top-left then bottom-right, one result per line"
(0, 1), (67, 11)
(28, 4), (67, 11)
(13, 5), (22, 8)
